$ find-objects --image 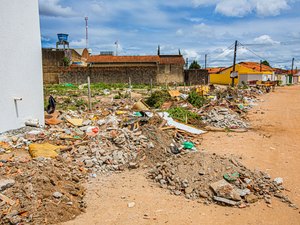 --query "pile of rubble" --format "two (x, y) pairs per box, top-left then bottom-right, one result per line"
(201, 107), (248, 129)
(0, 157), (86, 225)
(65, 125), (172, 174)
(148, 152), (297, 208)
